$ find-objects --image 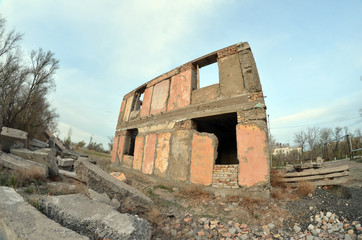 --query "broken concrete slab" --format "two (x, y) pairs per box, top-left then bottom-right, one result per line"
(44, 129), (66, 151)
(10, 148), (59, 177)
(75, 158), (153, 215)
(42, 194), (151, 240)
(0, 153), (48, 178)
(29, 138), (48, 150)
(0, 187), (88, 240)
(0, 127), (28, 152)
